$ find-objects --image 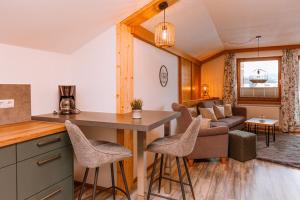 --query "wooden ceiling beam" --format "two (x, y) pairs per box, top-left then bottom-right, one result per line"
(201, 44), (300, 64)
(122, 0), (179, 26)
(131, 25), (202, 65)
